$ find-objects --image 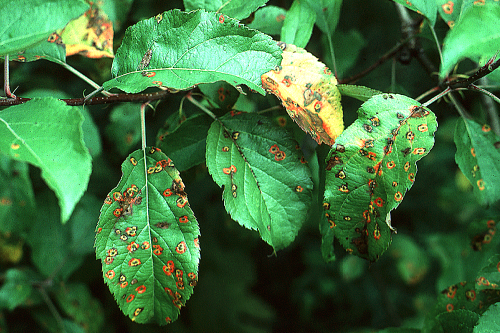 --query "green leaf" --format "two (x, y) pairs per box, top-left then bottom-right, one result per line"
(475, 254), (500, 292)
(156, 113), (212, 172)
(437, 309), (479, 333)
(27, 192), (100, 280)
(303, 0), (343, 36)
(0, 97), (92, 223)
(390, 0), (437, 26)
(206, 111), (313, 250)
(0, 269), (37, 311)
(102, 9), (281, 94)
(280, 0), (316, 48)
(440, 2), (500, 78)
(323, 94), (438, 261)
(0, 156), (36, 234)
(337, 84), (382, 102)
(454, 118), (500, 206)
(0, 0), (88, 56)
(95, 147), (200, 325)
(474, 302), (500, 333)
(54, 283), (104, 333)
(105, 104), (141, 156)
(247, 5), (287, 36)
(183, 0), (269, 19)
